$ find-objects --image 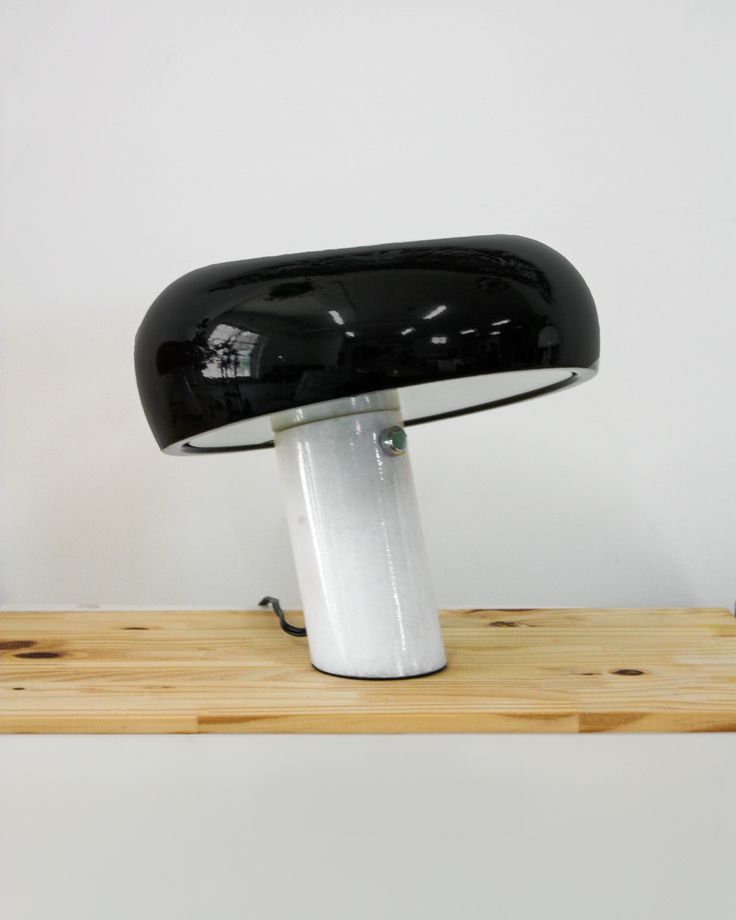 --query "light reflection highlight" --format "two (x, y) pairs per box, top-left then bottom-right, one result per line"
(422, 305), (447, 320)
